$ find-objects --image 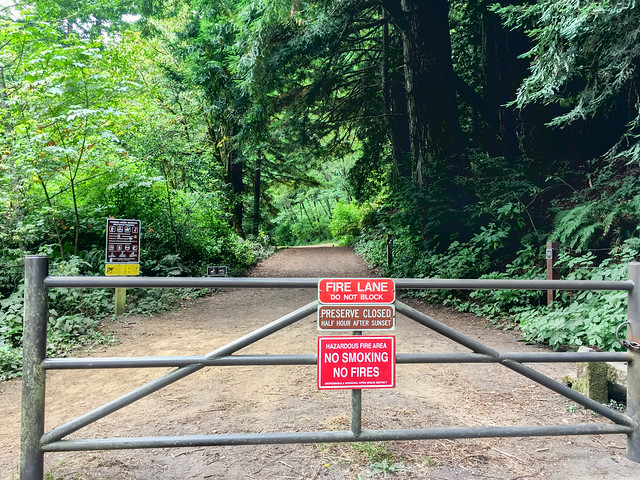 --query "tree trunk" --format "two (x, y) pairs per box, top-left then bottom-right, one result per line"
(228, 156), (244, 238)
(164, 176), (180, 254)
(252, 153), (262, 236)
(38, 176), (65, 260)
(481, 9), (520, 163)
(0, 65), (11, 134)
(224, 122), (245, 239)
(380, 9), (411, 180)
(398, 0), (467, 183)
